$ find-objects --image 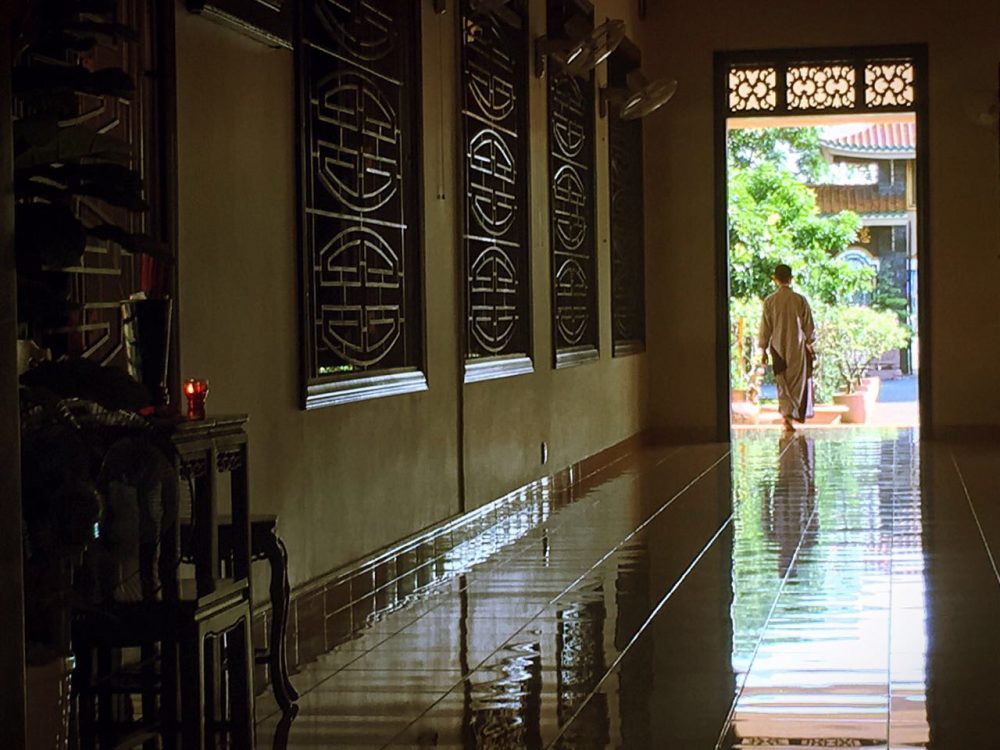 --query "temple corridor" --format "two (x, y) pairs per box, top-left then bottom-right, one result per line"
(254, 431), (1000, 748)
